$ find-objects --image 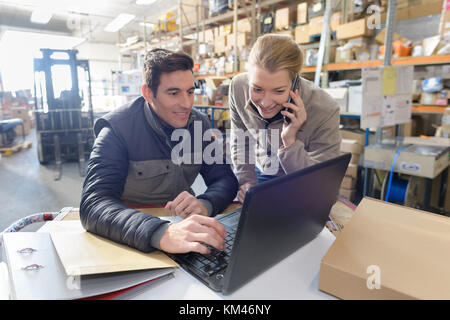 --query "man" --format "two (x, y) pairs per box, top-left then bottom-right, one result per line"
(80, 48), (238, 254)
